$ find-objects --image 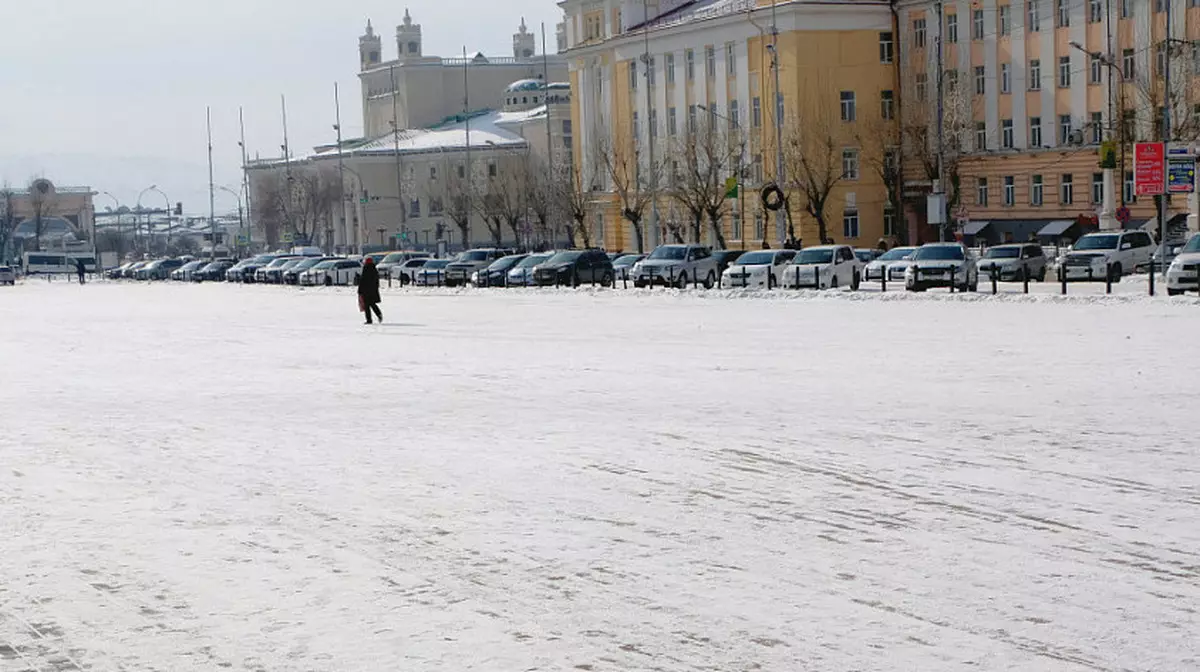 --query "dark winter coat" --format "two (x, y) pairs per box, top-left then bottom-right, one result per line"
(358, 263), (381, 304)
